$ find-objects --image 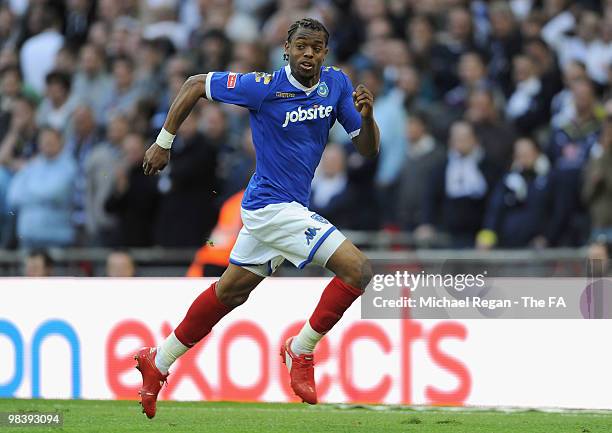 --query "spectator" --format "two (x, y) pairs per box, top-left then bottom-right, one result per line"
(430, 7), (480, 97)
(192, 29), (232, 74)
(106, 250), (136, 277)
(542, 9), (611, 85)
(19, 5), (64, 95)
(105, 133), (159, 247)
(7, 127), (77, 248)
(523, 37), (563, 106)
(549, 79), (603, 170)
(0, 5), (18, 50)
(505, 54), (549, 134)
(406, 15), (435, 72)
(478, 137), (551, 249)
(71, 43), (113, 123)
(135, 37), (175, 101)
(0, 65), (24, 138)
(396, 64), (433, 113)
(54, 44), (79, 76)
(36, 70), (77, 132)
(86, 20), (110, 54)
(0, 95), (38, 246)
(310, 143), (353, 229)
(394, 113), (445, 230)
(445, 52), (492, 112)
(84, 114), (130, 245)
(64, 0), (96, 48)
(65, 104), (102, 241)
(582, 99), (612, 243)
(466, 88), (516, 170)
(154, 107), (219, 247)
(0, 95), (38, 172)
(485, 1), (523, 97)
(364, 67), (405, 191)
(417, 121), (499, 248)
(550, 60), (588, 129)
(547, 79), (603, 246)
(102, 56), (146, 123)
(23, 249), (53, 277)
